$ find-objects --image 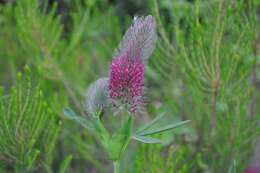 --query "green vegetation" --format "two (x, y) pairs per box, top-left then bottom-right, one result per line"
(0, 0), (259, 172)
